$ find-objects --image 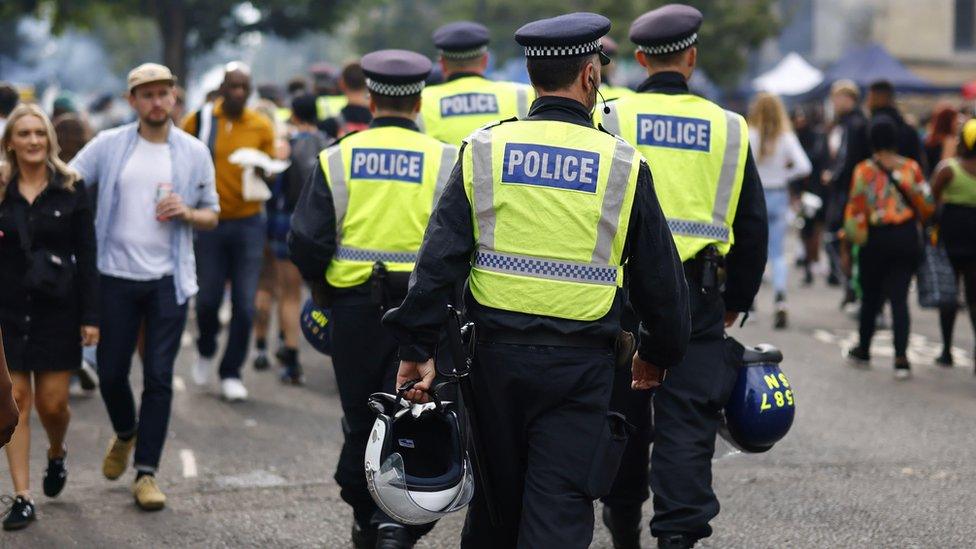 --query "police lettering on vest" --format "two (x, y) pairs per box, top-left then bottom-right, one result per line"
(502, 143), (600, 193)
(637, 114), (711, 152)
(350, 148), (425, 183)
(440, 93), (500, 117)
